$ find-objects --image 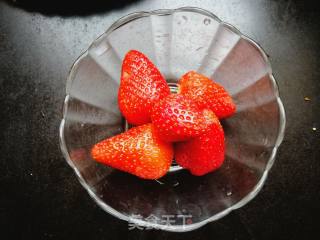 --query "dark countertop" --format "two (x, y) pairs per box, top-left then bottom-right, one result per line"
(0, 0), (319, 239)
